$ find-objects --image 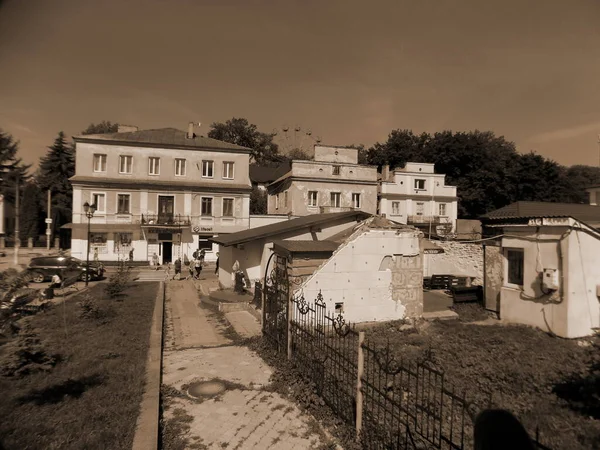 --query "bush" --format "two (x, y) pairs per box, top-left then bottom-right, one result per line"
(0, 269), (31, 302)
(78, 294), (101, 319)
(104, 261), (132, 299)
(0, 328), (60, 377)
